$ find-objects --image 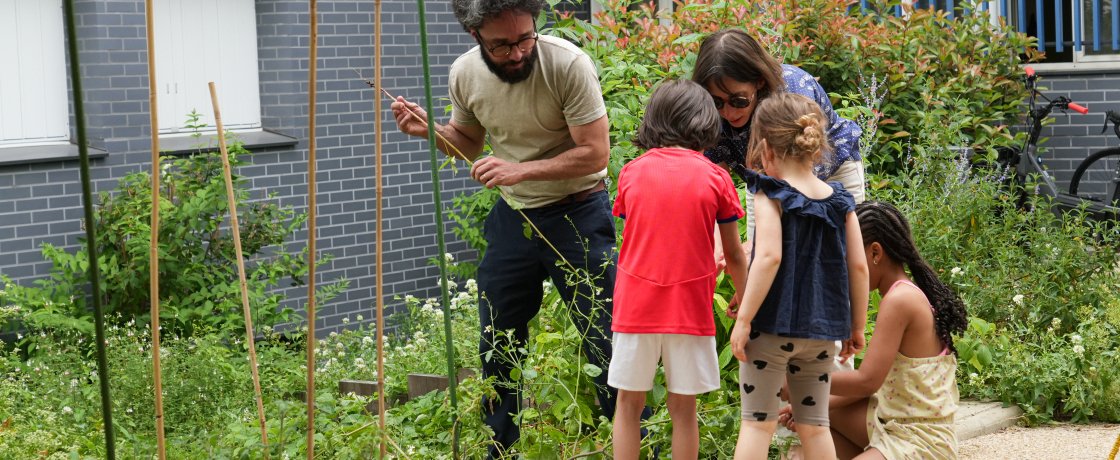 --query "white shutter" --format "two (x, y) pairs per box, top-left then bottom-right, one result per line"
(0, 0), (69, 146)
(154, 0), (260, 133)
